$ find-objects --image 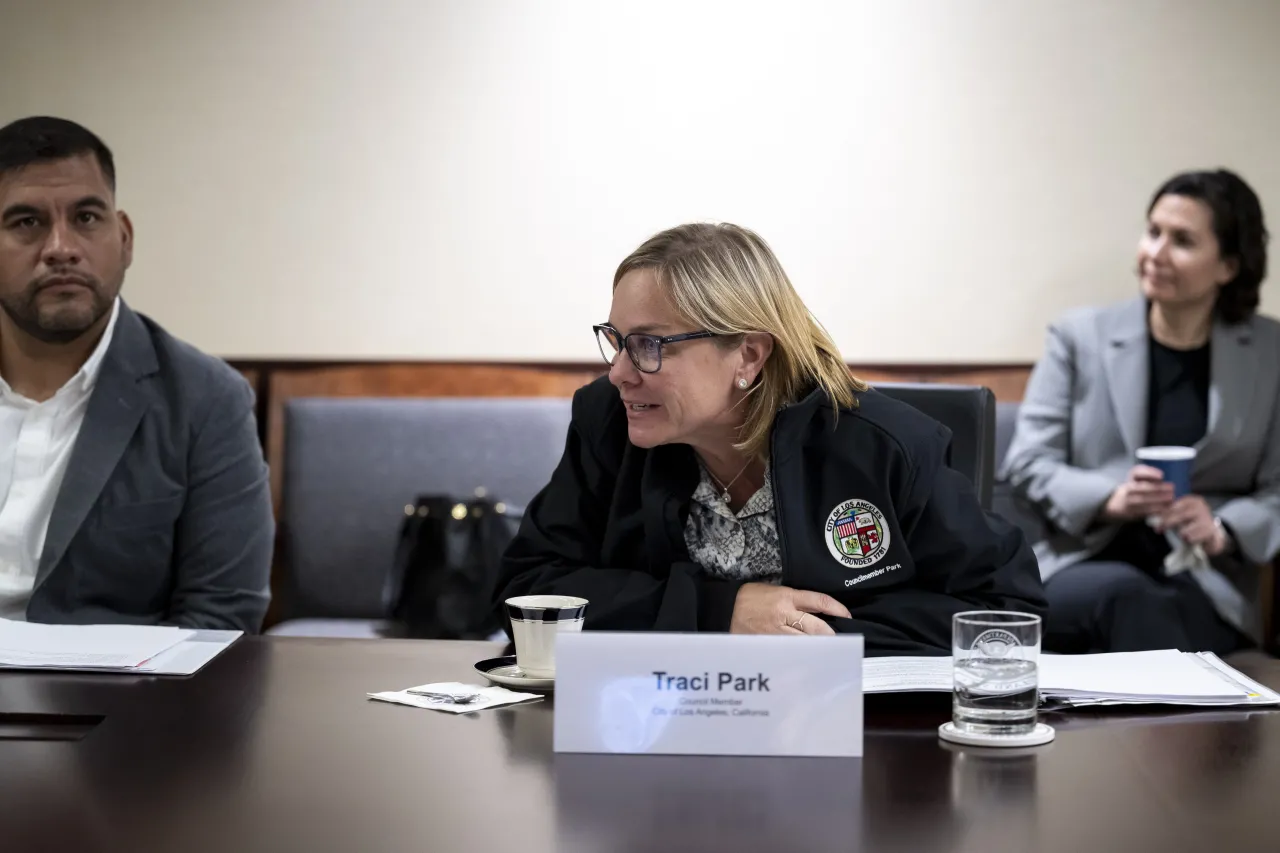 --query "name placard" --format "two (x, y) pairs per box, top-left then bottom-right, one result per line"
(552, 632), (864, 757)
